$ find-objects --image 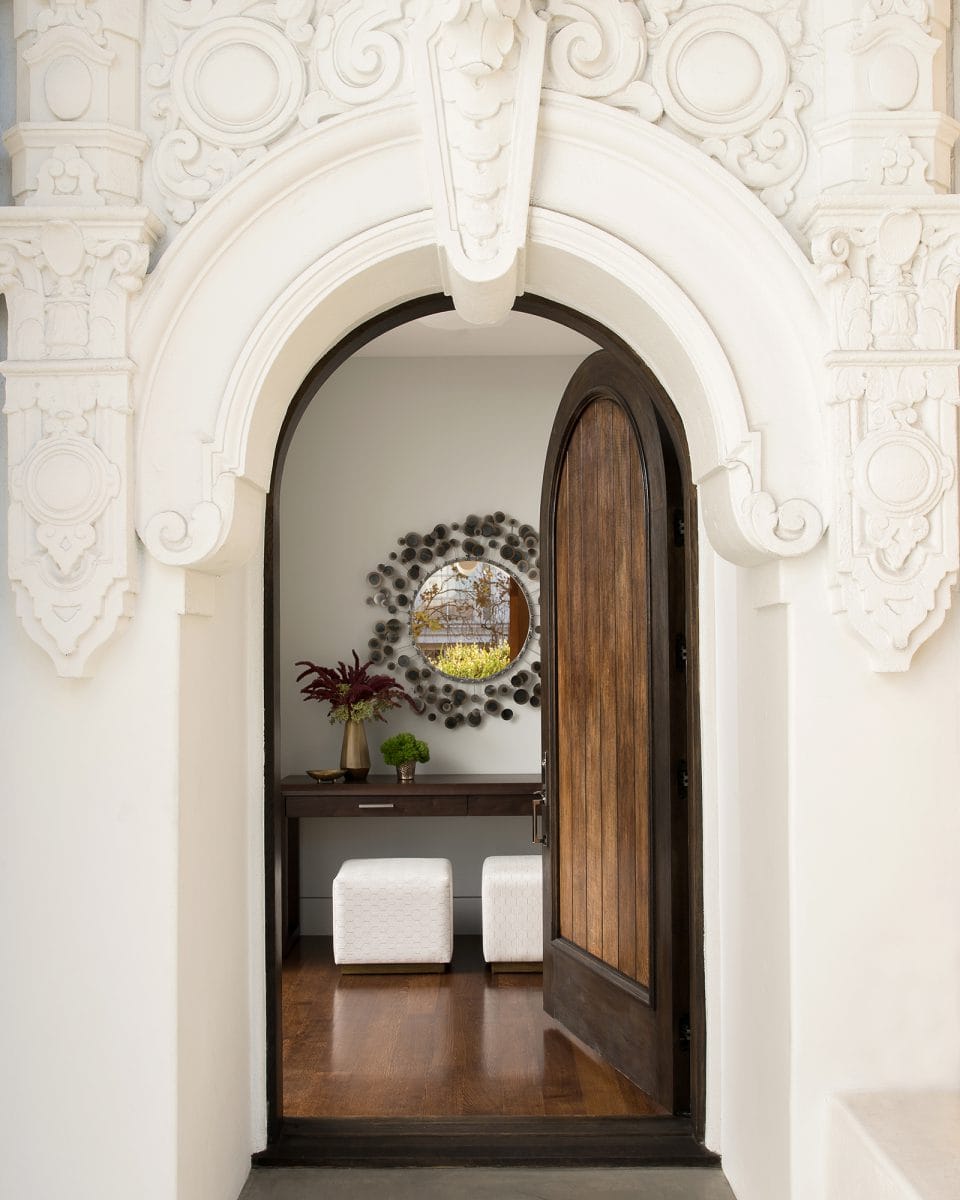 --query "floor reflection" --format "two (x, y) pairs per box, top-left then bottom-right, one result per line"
(282, 935), (665, 1118)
